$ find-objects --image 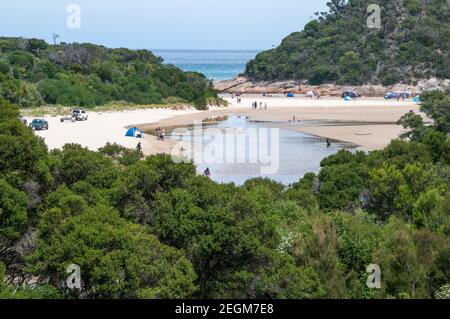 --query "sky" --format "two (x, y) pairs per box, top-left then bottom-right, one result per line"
(0, 0), (329, 50)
